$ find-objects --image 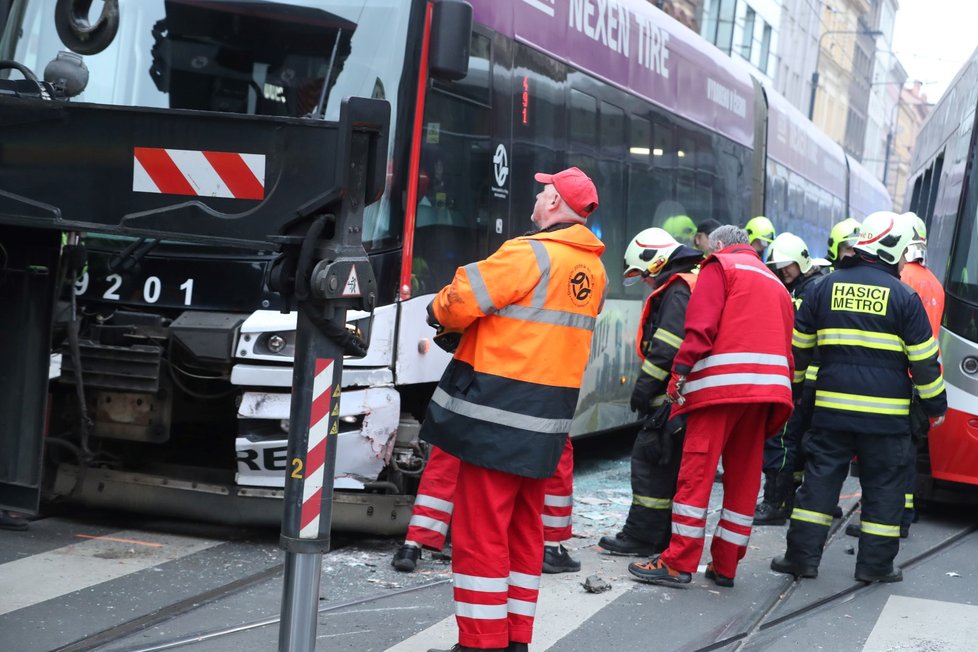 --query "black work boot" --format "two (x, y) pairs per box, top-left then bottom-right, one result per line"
(0, 511), (28, 531)
(855, 567), (903, 583)
(770, 555), (818, 578)
(543, 544), (581, 573)
(392, 544), (421, 572)
(754, 472), (790, 525)
(753, 501), (788, 525)
(598, 531), (657, 556)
